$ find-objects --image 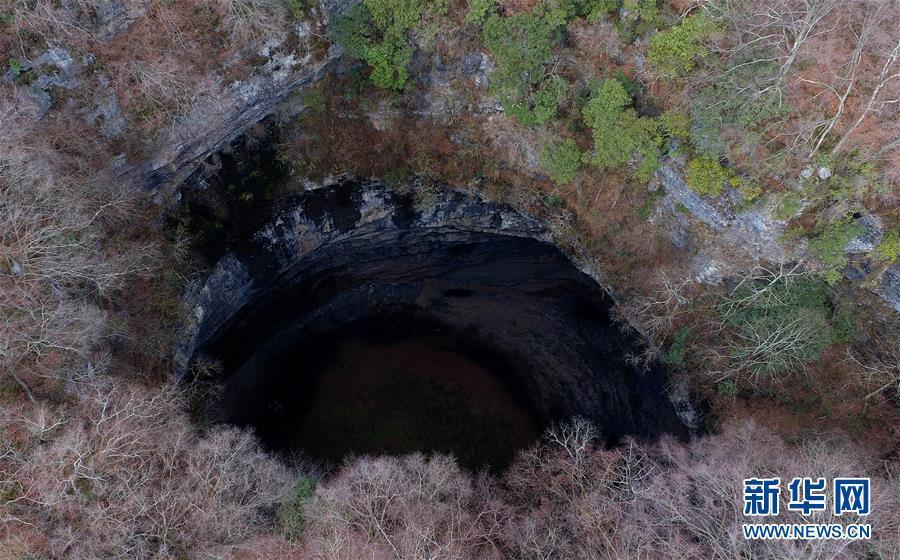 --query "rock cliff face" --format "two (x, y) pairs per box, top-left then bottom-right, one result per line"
(179, 179), (688, 448)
